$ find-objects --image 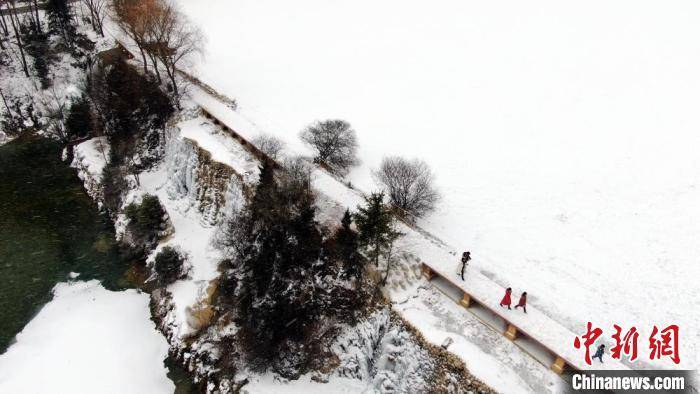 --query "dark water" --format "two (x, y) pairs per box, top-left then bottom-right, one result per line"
(0, 135), (128, 352)
(0, 135), (199, 392)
